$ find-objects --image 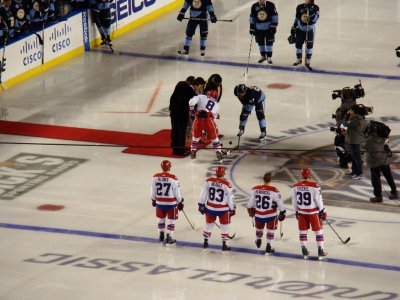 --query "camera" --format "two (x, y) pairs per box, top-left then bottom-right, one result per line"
(352, 104), (373, 117)
(330, 126), (340, 133)
(332, 80), (365, 102)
